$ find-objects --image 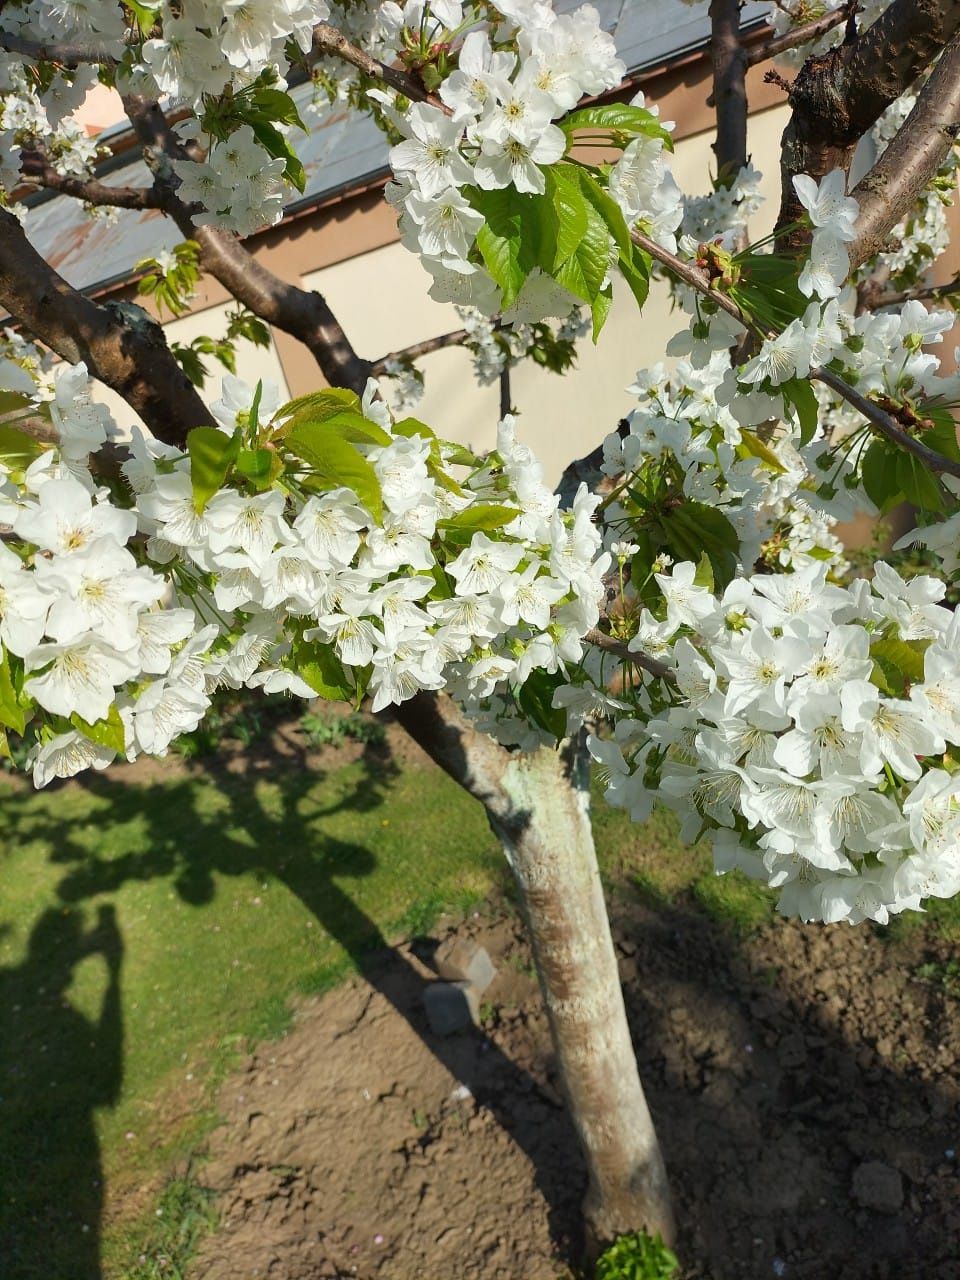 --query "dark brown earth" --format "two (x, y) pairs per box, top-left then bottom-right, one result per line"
(192, 896), (960, 1280)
